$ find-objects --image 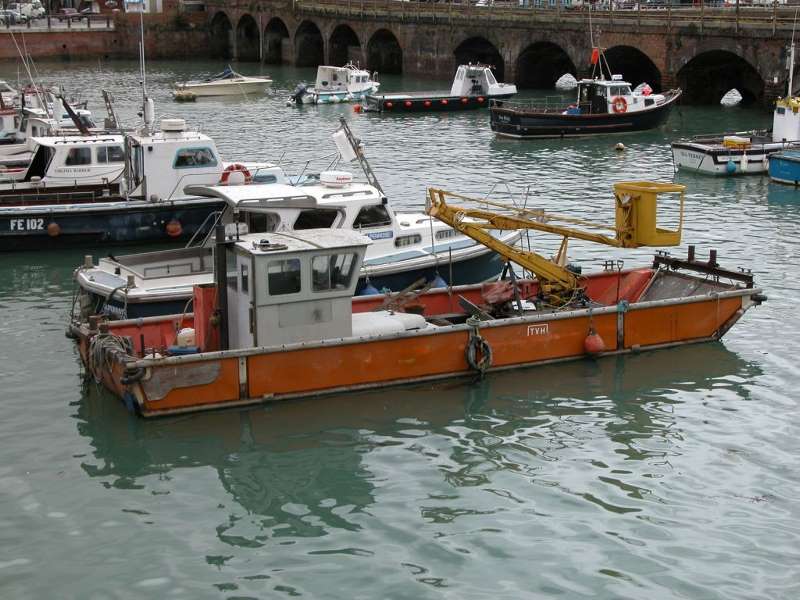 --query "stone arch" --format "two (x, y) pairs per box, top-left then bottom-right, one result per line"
(209, 11), (233, 60)
(516, 42), (577, 89)
(295, 20), (325, 68)
(603, 46), (662, 92)
(677, 50), (764, 105)
(454, 37), (504, 80)
(264, 17), (290, 65)
(367, 28), (402, 74)
(236, 14), (259, 62)
(330, 24), (362, 66)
